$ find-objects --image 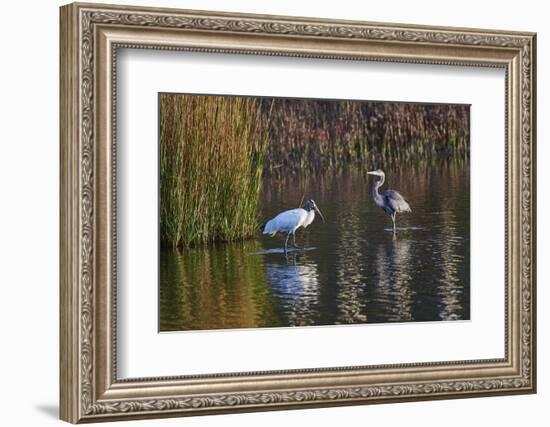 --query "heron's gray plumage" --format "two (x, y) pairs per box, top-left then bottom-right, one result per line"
(368, 169), (411, 232)
(382, 189), (412, 214)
